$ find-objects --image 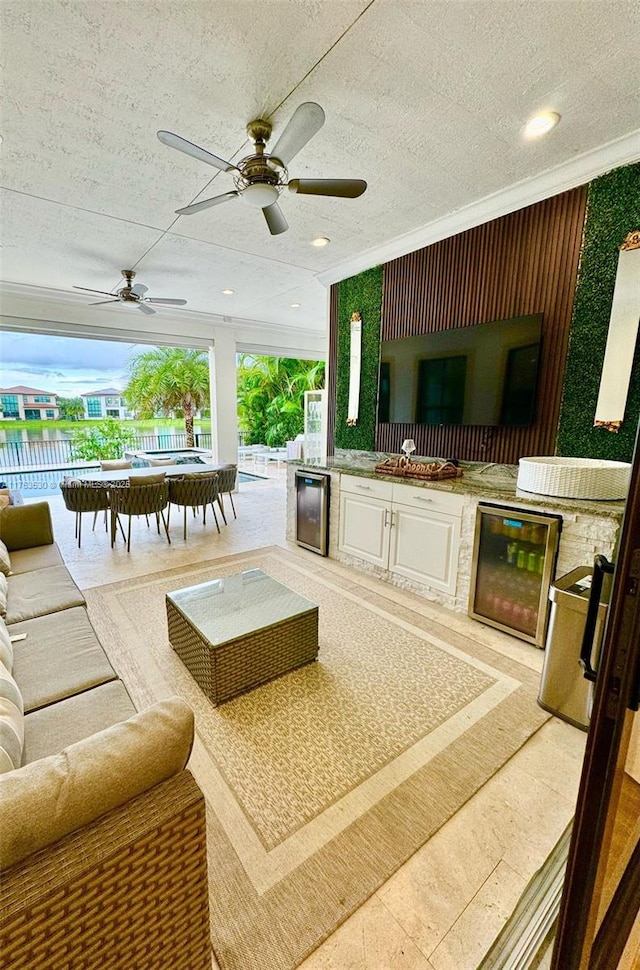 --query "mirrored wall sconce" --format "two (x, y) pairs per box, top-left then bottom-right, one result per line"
(346, 311), (362, 427)
(594, 230), (640, 433)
